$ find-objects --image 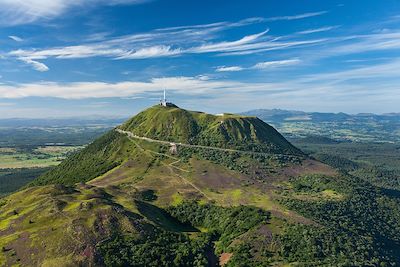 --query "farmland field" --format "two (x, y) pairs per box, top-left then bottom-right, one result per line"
(0, 123), (116, 196)
(0, 146), (81, 169)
